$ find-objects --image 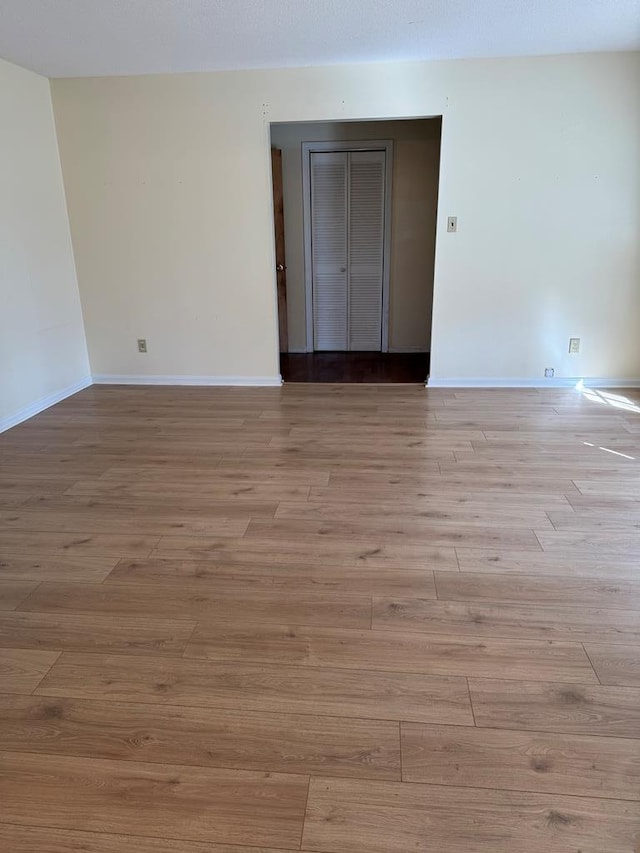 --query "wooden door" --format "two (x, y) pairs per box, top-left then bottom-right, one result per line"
(271, 148), (288, 353)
